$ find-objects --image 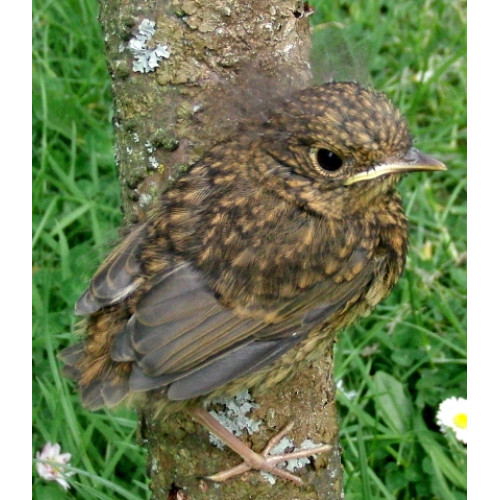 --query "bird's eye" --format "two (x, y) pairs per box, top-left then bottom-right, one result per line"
(316, 149), (343, 174)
